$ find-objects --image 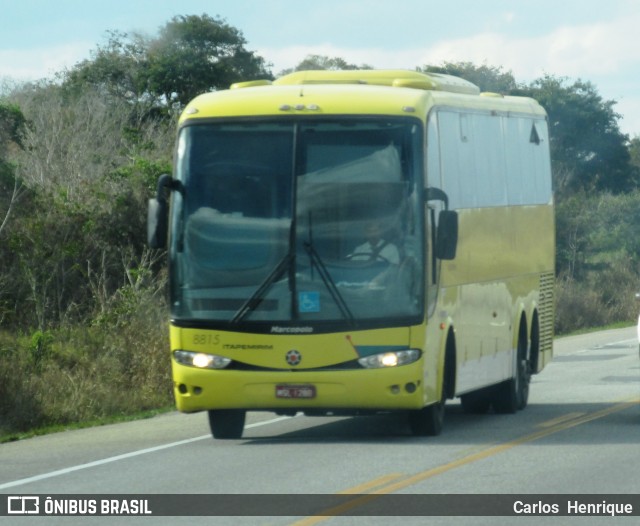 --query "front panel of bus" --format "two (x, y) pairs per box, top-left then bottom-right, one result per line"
(167, 116), (432, 413)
